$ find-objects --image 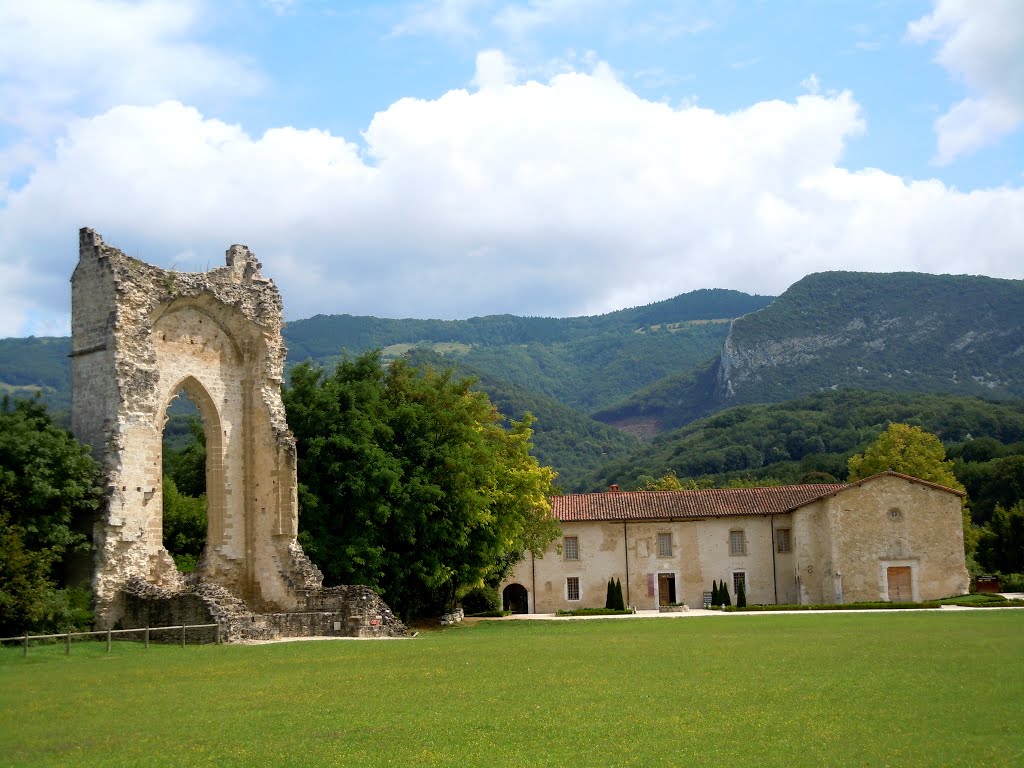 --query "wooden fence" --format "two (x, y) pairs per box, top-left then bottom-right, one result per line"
(0, 624), (221, 656)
